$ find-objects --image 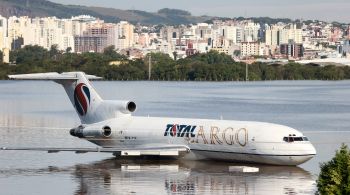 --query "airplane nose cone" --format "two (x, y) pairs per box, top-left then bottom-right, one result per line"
(296, 143), (316, 165)
(307, 143), (317, 155)
(290, 142), (317, 166)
